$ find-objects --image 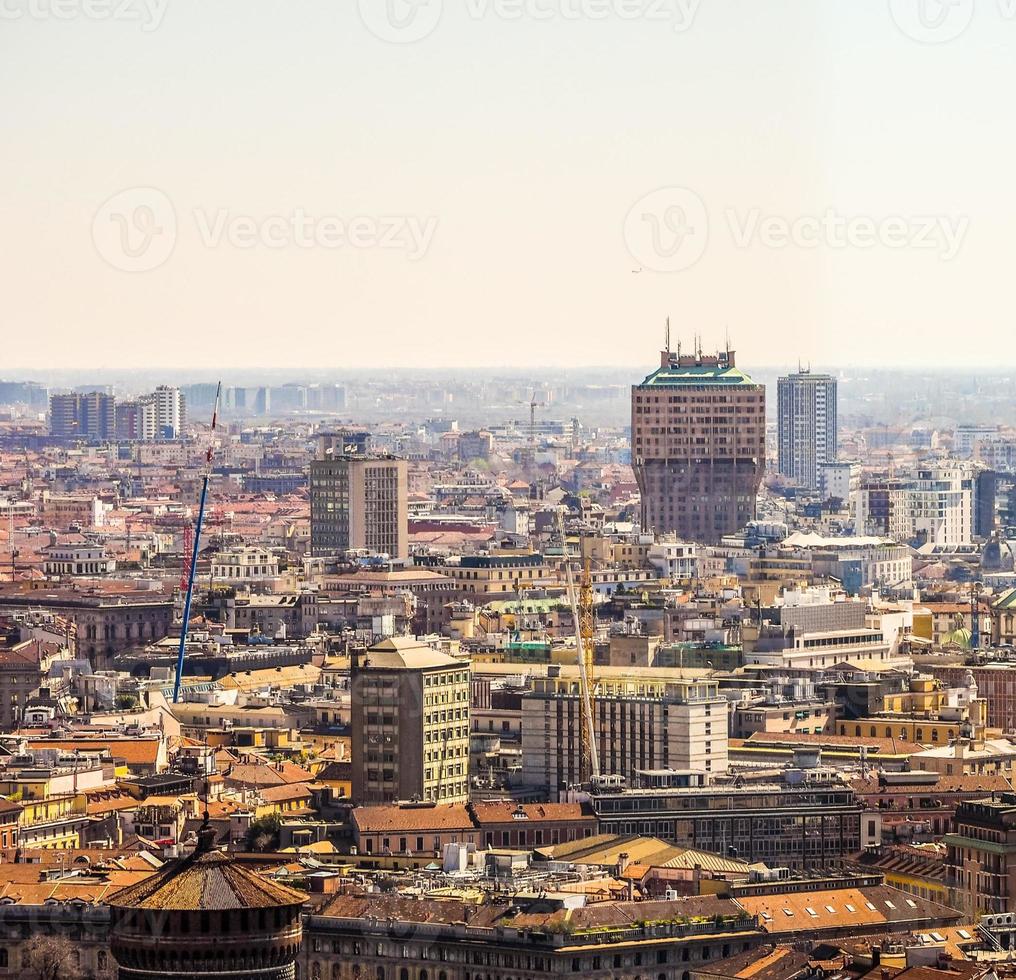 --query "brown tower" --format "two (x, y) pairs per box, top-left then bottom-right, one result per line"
(108, 824), (306, 980)
(632, 344), (766, 544)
